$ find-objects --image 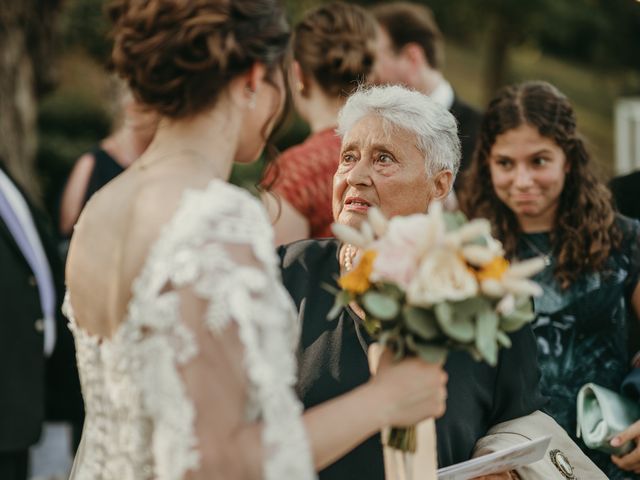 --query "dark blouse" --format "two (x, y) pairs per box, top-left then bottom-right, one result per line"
(84, 147), (125, 206)
(278, 239), (545, 480)
(516, 215), (640, 480)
